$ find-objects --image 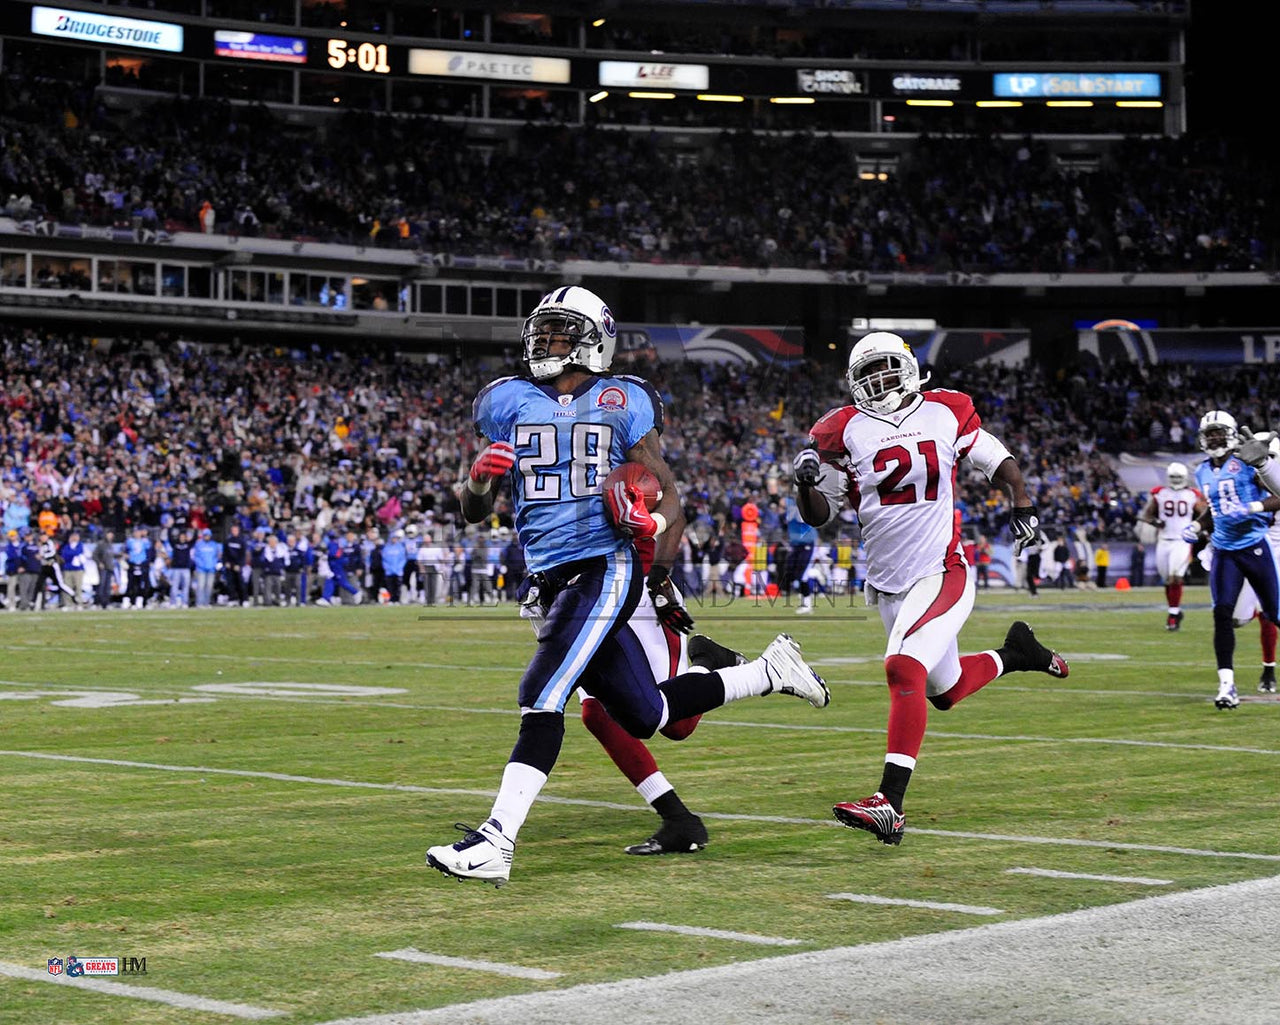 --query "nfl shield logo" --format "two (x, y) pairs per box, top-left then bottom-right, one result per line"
(48, 958), (63, 976)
